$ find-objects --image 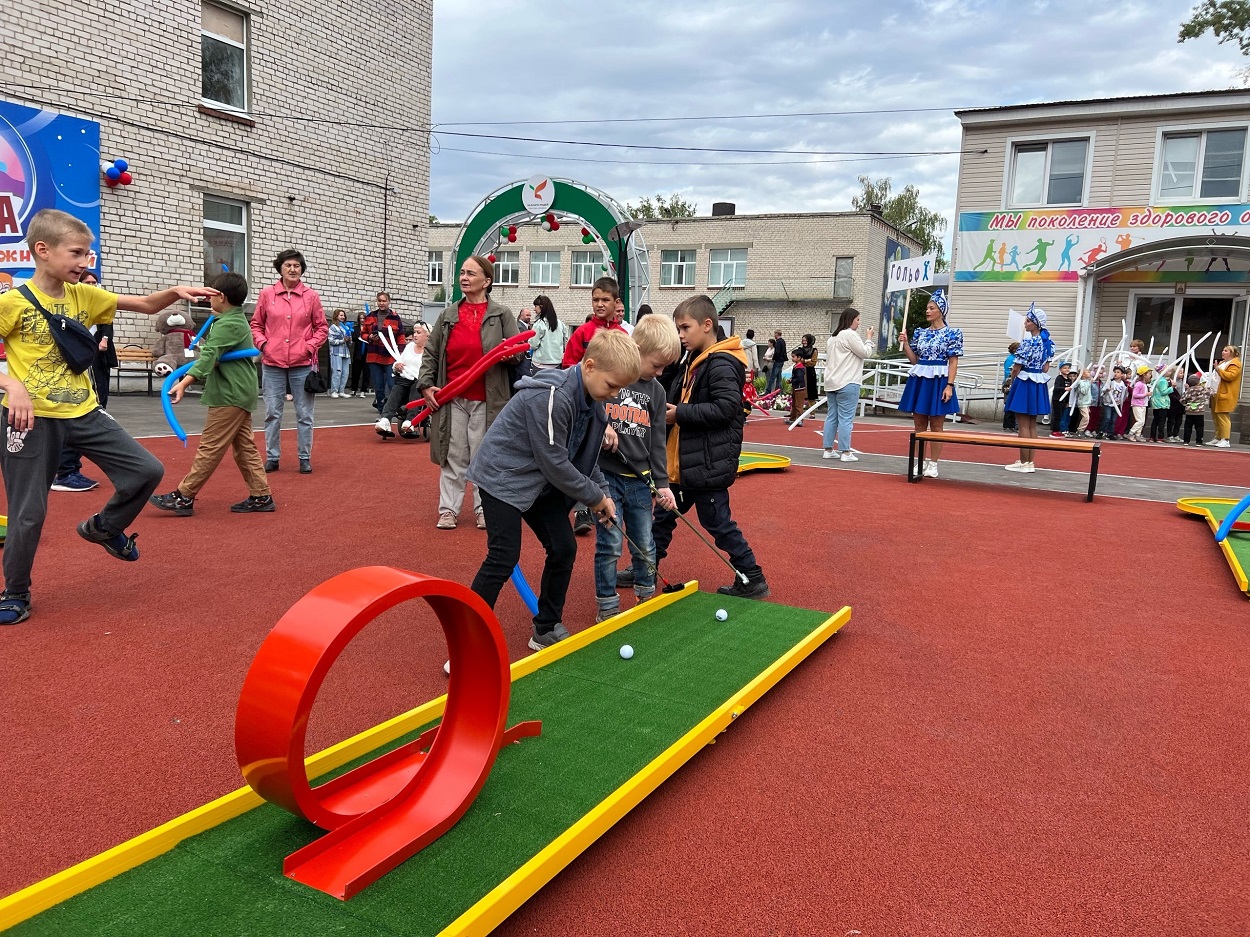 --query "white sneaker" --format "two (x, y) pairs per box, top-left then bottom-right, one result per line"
(330, 392), (339, 398)
(822, 449), (836, 459)
(401, 420), (414, 434)
(375, 417), (394, 438)
(1216, 438), (1232, 448)
(1005, 461), (1024, 471)
(840, 451), (859, 462)
(922, 460), (939, 478)
(1005, 461), (1035, 473)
